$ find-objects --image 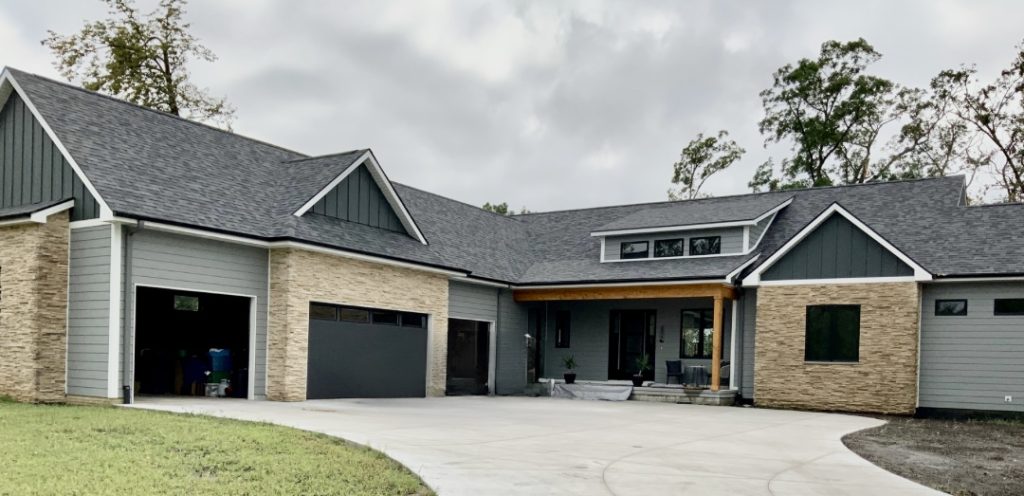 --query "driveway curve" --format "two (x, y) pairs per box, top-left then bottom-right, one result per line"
(133, 396), (943, 496)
